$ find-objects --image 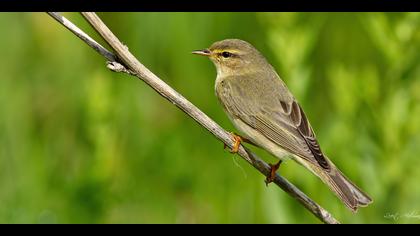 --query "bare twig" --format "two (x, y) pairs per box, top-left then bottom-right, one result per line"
(47, 12), (116, 62)
(47, 12), (136, 75)
(46, 12), (339, 224)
